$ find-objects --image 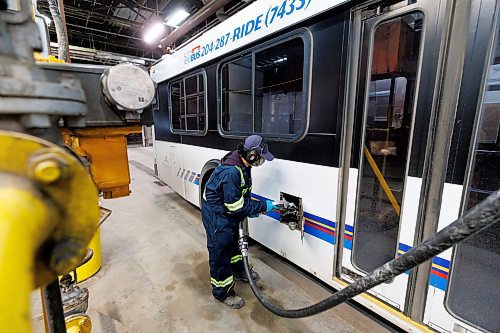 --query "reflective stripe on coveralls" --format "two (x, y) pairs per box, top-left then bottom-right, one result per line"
(210, 275), (234, 288)
(230, 255), (243, 264)
(223, 166), (246, 211)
